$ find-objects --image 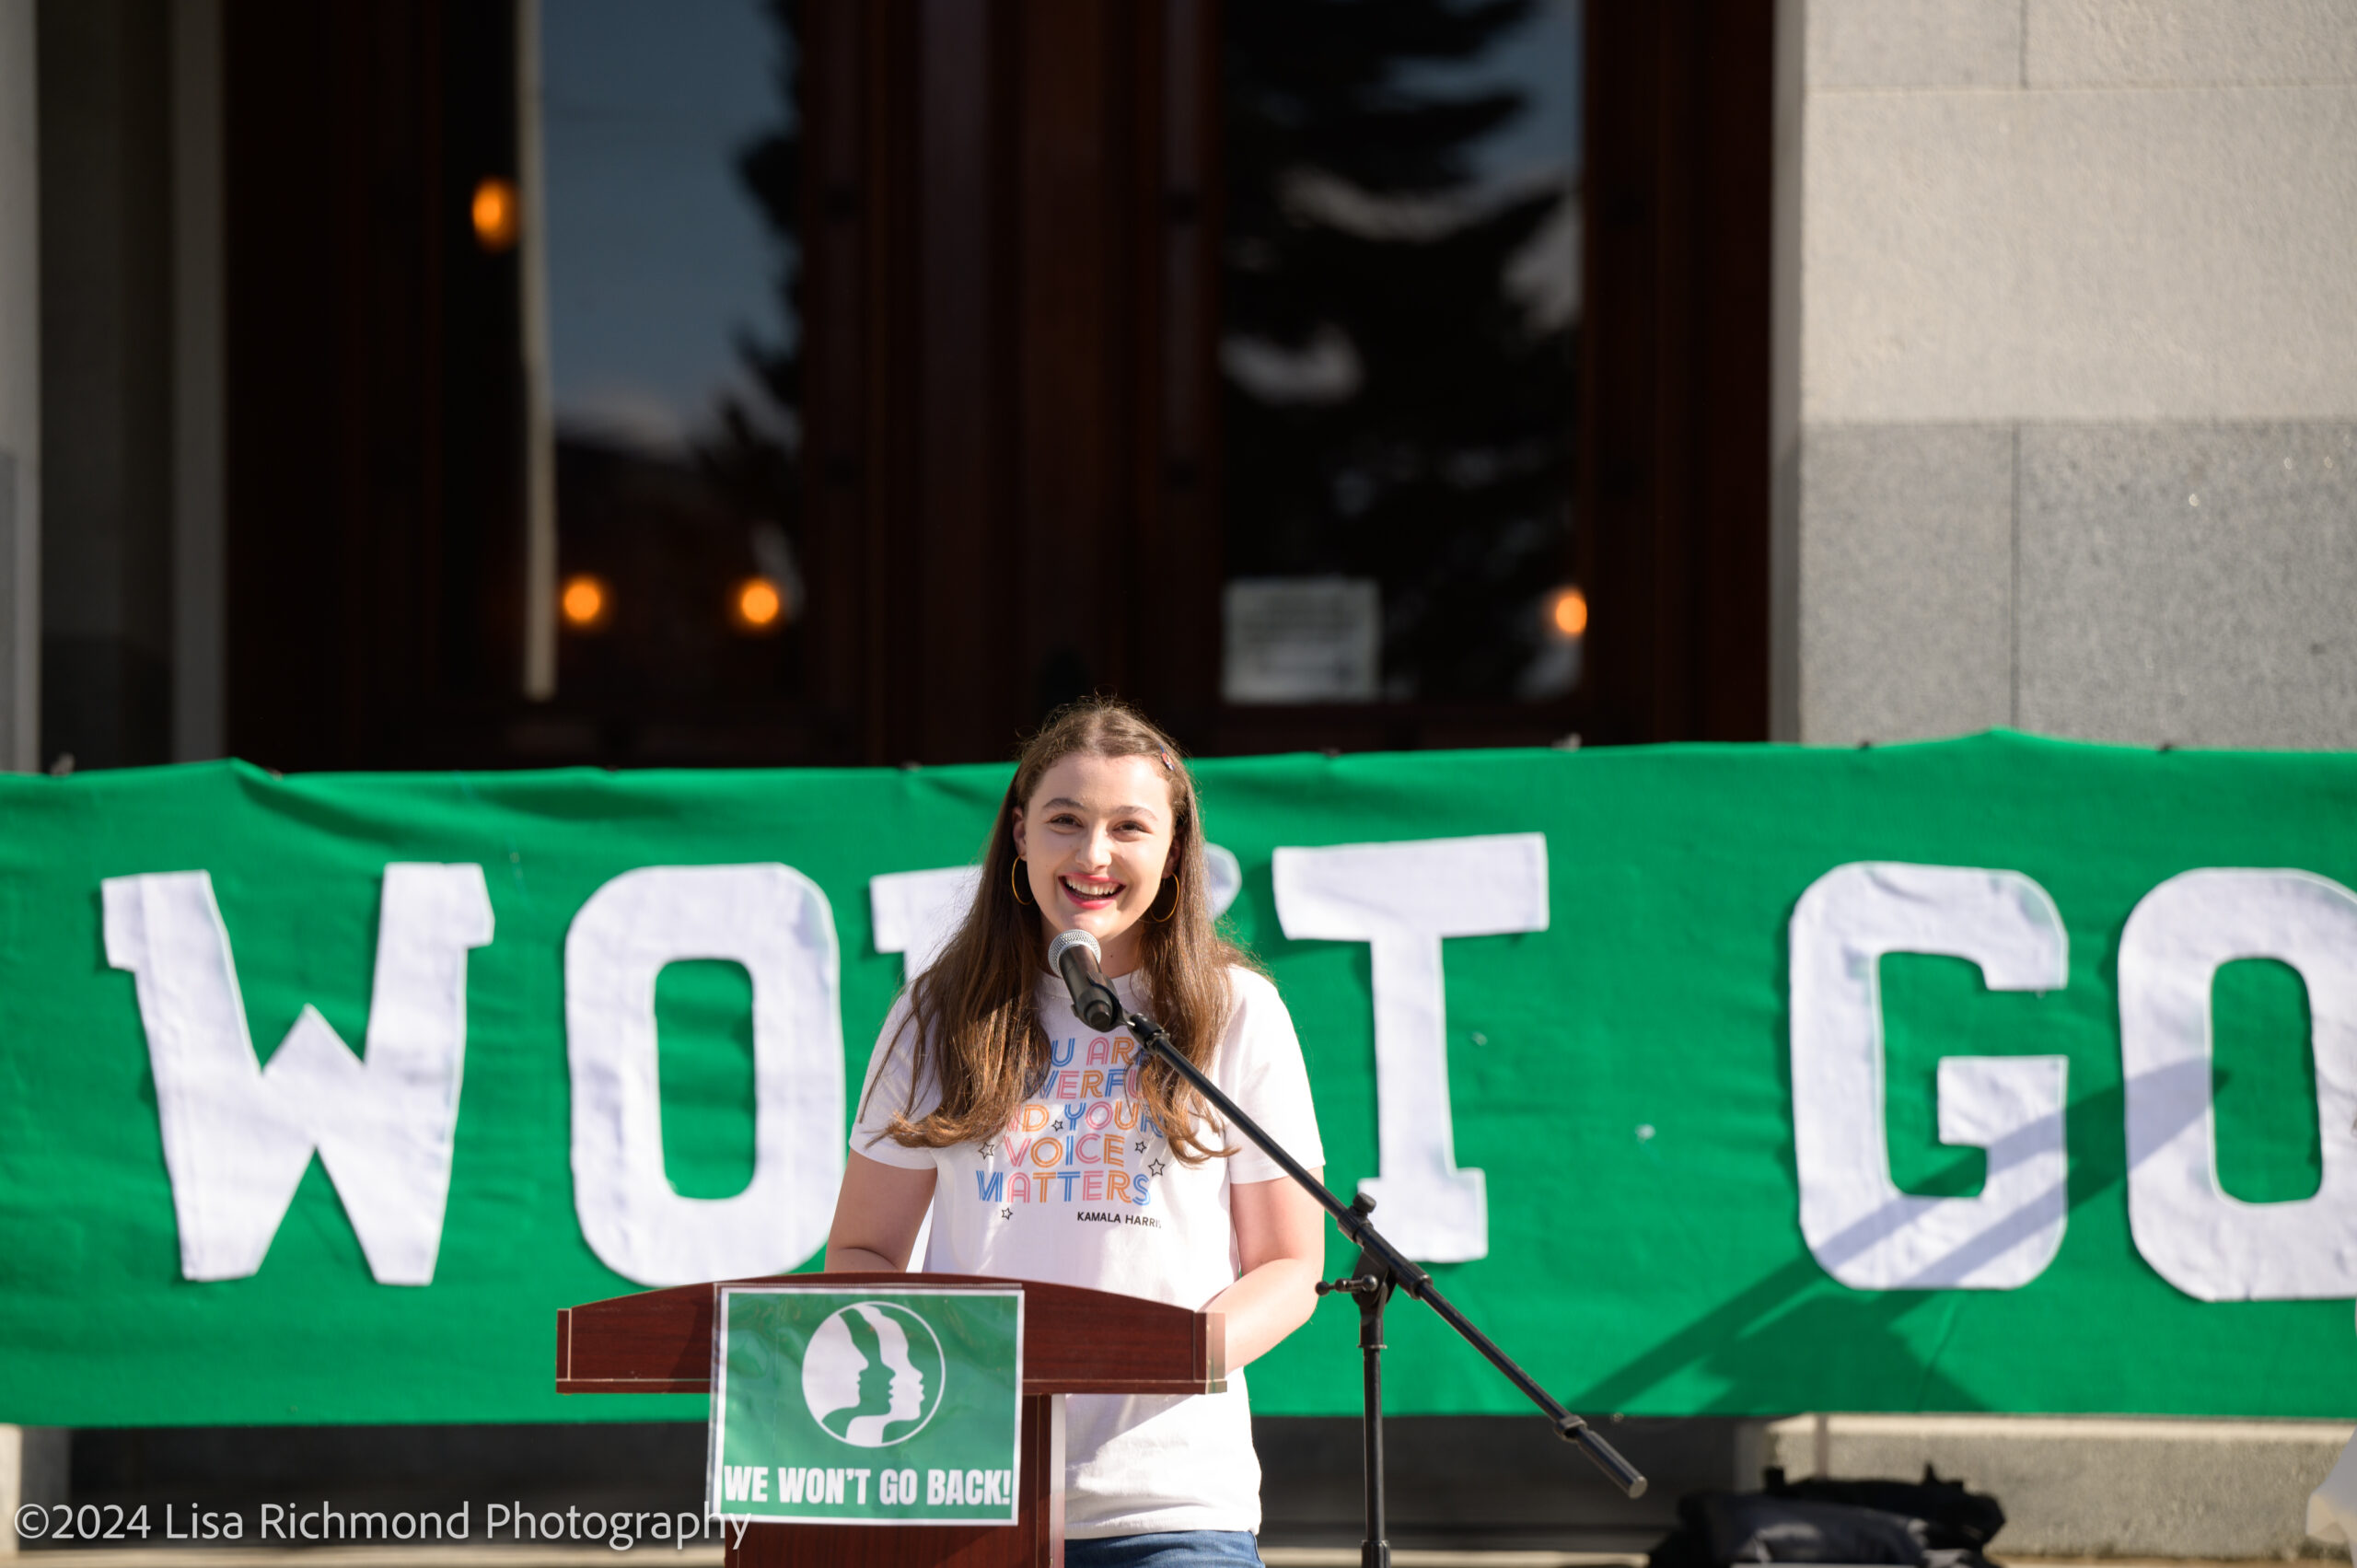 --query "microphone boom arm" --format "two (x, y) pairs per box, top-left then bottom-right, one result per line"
(1121, 1007), (1646, 1504)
